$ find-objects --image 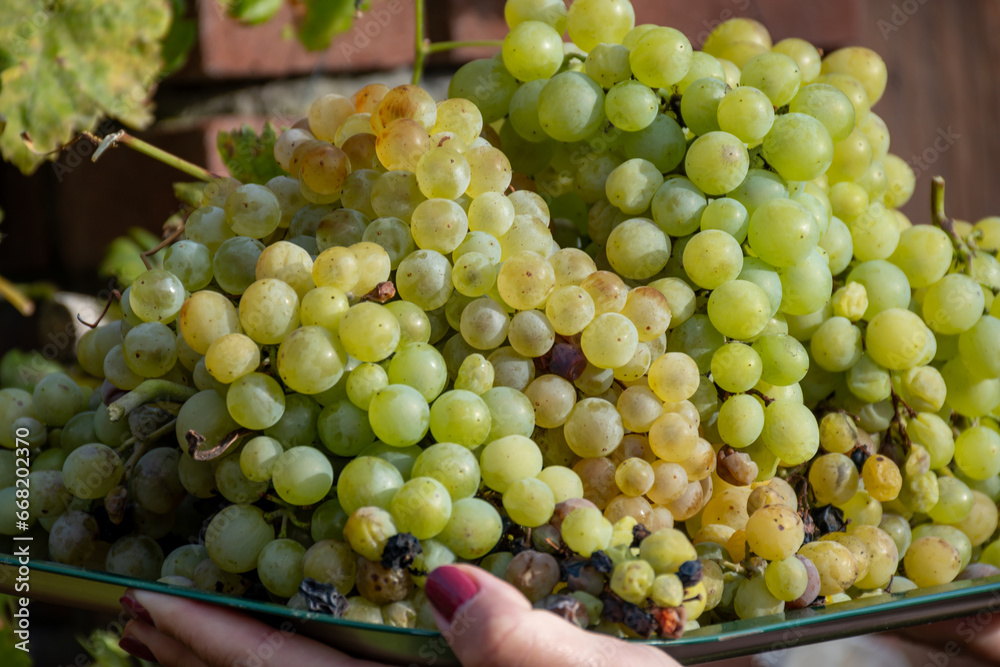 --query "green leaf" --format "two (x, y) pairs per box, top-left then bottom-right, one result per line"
(173, 181), (206, 207)
(298, 0), (356, 51)
(226, 0), (284, 25)
(162, 0), (196, 75)
(216, 122), (284, 184)
(0, 0), (172, 174)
